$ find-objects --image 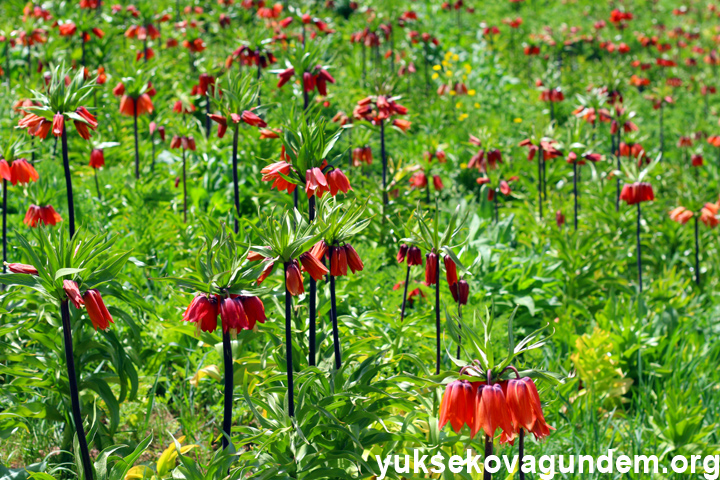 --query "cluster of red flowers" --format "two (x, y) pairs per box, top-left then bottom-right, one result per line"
(277, 66), (335, 96)
(261, 160), (351, 199)
(19, 107), (97, 140)
(183, 294), (266, 336)
(305, 241), (364, 278)
(0, 158), (39, 185)
(351, 146), (373, 166)
(670, 203), (719, 228)
(208, 111), (267, 138)
(539, 87), (564, 103)
(23, 205), (62, 227)
(113, 82), (155, 117)
(409, 170), (443, 191)
(353, 95), (409, 130)
(170, 135), (197, 151)
(397, 244), (423, 266)
(468, 147), (503, 173)
(62, 280), (114, 330)
(439, 376), (552, 443)
(619, 182), (655, 205)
